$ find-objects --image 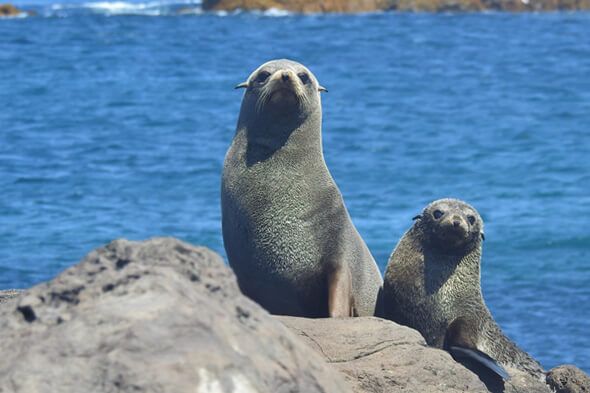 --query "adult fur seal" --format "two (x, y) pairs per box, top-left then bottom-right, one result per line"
(221, 59), (383, 318)
(383, 198), (545, 381)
